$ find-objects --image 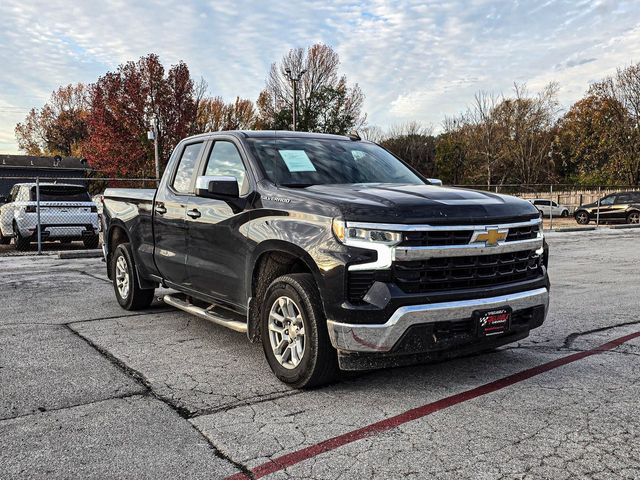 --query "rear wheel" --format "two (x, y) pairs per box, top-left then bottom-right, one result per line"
(83, 235), (100, 249)
(575, 211), (589, 225)
(561, 210), (569, 217)
(627, 211), (640, 225)
(111, 243), (155, 310)
(261, 273), (338, 388)
(13, 223), (30, 251)
(0, 228), (10, 245)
